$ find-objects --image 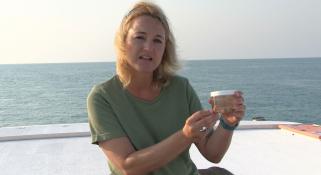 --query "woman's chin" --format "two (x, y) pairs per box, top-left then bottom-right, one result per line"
(134, 65), (158, 74)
